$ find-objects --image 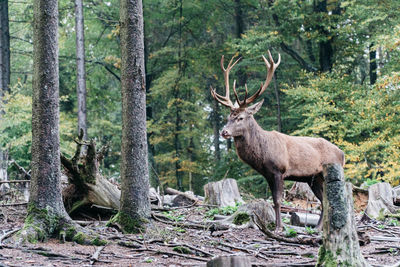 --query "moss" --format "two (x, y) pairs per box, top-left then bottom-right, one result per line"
(173, 246), (192, 254)
(317, 246), (337, 267)
(91, 236), (107, 246)
(108, 211), (148, 234)
(65, 226), (76, 241)
(233, 212), (250, 225)
(72, 232), (88, 245)
(336, 248), (342, 255)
